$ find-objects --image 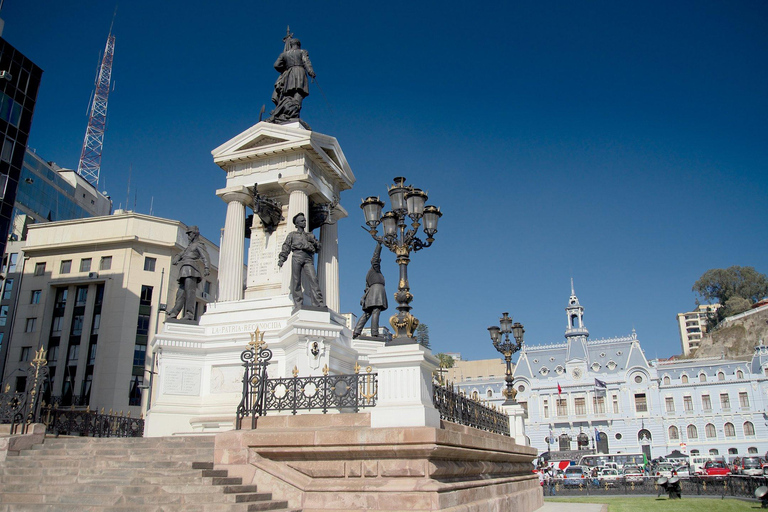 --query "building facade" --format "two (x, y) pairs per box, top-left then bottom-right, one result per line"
(510, 287), (768, 461)
(677, 304), (720, 355)
(0, 211), (219, 416)
(0, 37), (43, 258)
(0, 150), (111, 376)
